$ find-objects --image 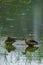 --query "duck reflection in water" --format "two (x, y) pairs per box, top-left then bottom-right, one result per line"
(5, 37), (16, 52)
(23, 46), (39, 54)
(5, 44), (16, 52)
